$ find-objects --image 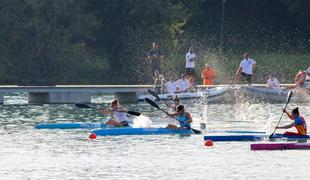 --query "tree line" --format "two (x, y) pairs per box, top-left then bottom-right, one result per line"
(0, 0), (309, 85)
